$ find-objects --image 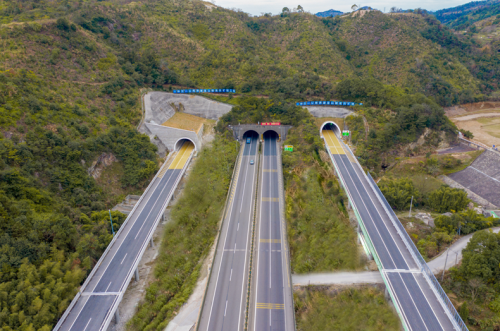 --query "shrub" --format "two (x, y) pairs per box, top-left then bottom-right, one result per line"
(378, 177), (420, 210)
(427, 186), (469, 213)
